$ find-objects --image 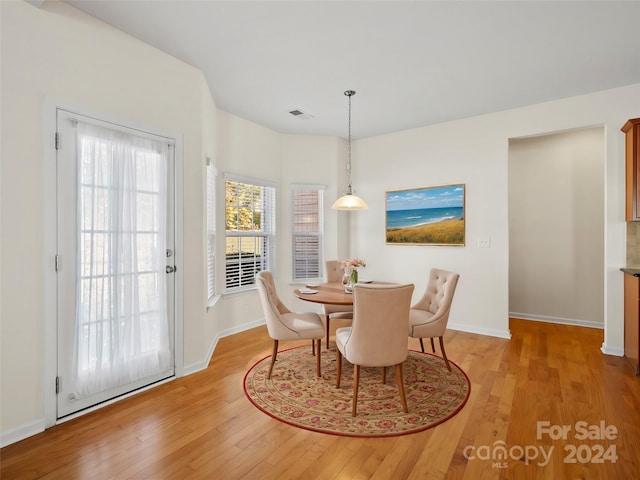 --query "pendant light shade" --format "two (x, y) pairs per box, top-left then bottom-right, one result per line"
(331, 187), (369, 210)
(332, 90), (368, 210)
